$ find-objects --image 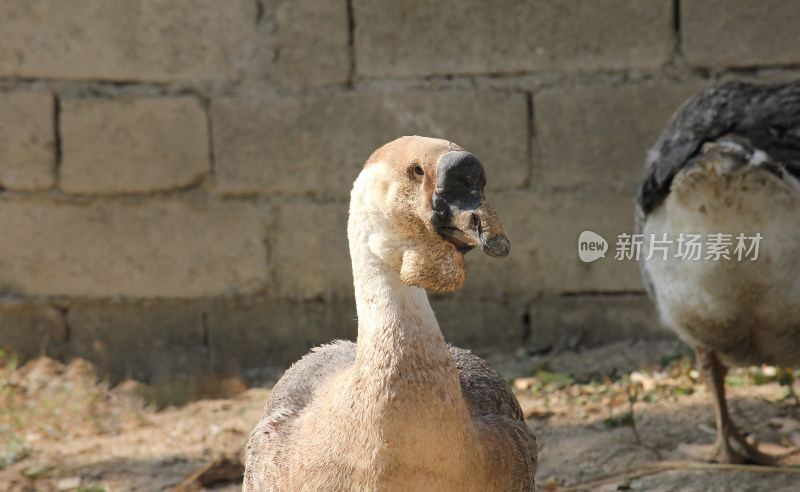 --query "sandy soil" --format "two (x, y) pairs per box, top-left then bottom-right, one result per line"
(1, 339), (799, 492)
